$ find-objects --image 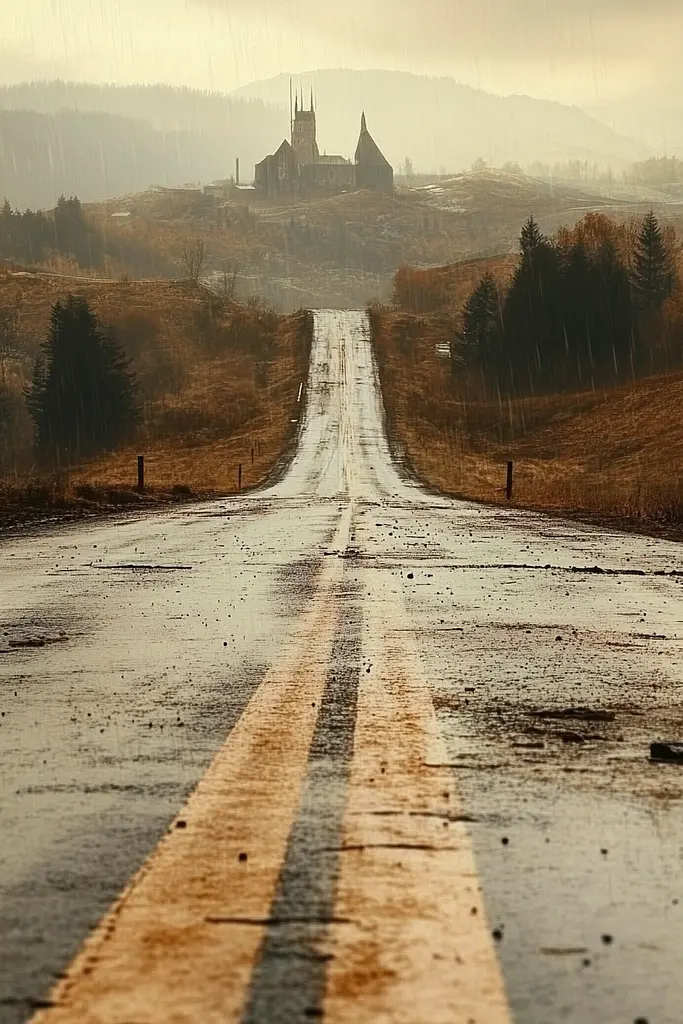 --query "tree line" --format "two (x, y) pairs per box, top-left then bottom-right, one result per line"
(457, 211), (680, 394)
(0, 195), (102, 267)
(0, 193), (170, 278)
